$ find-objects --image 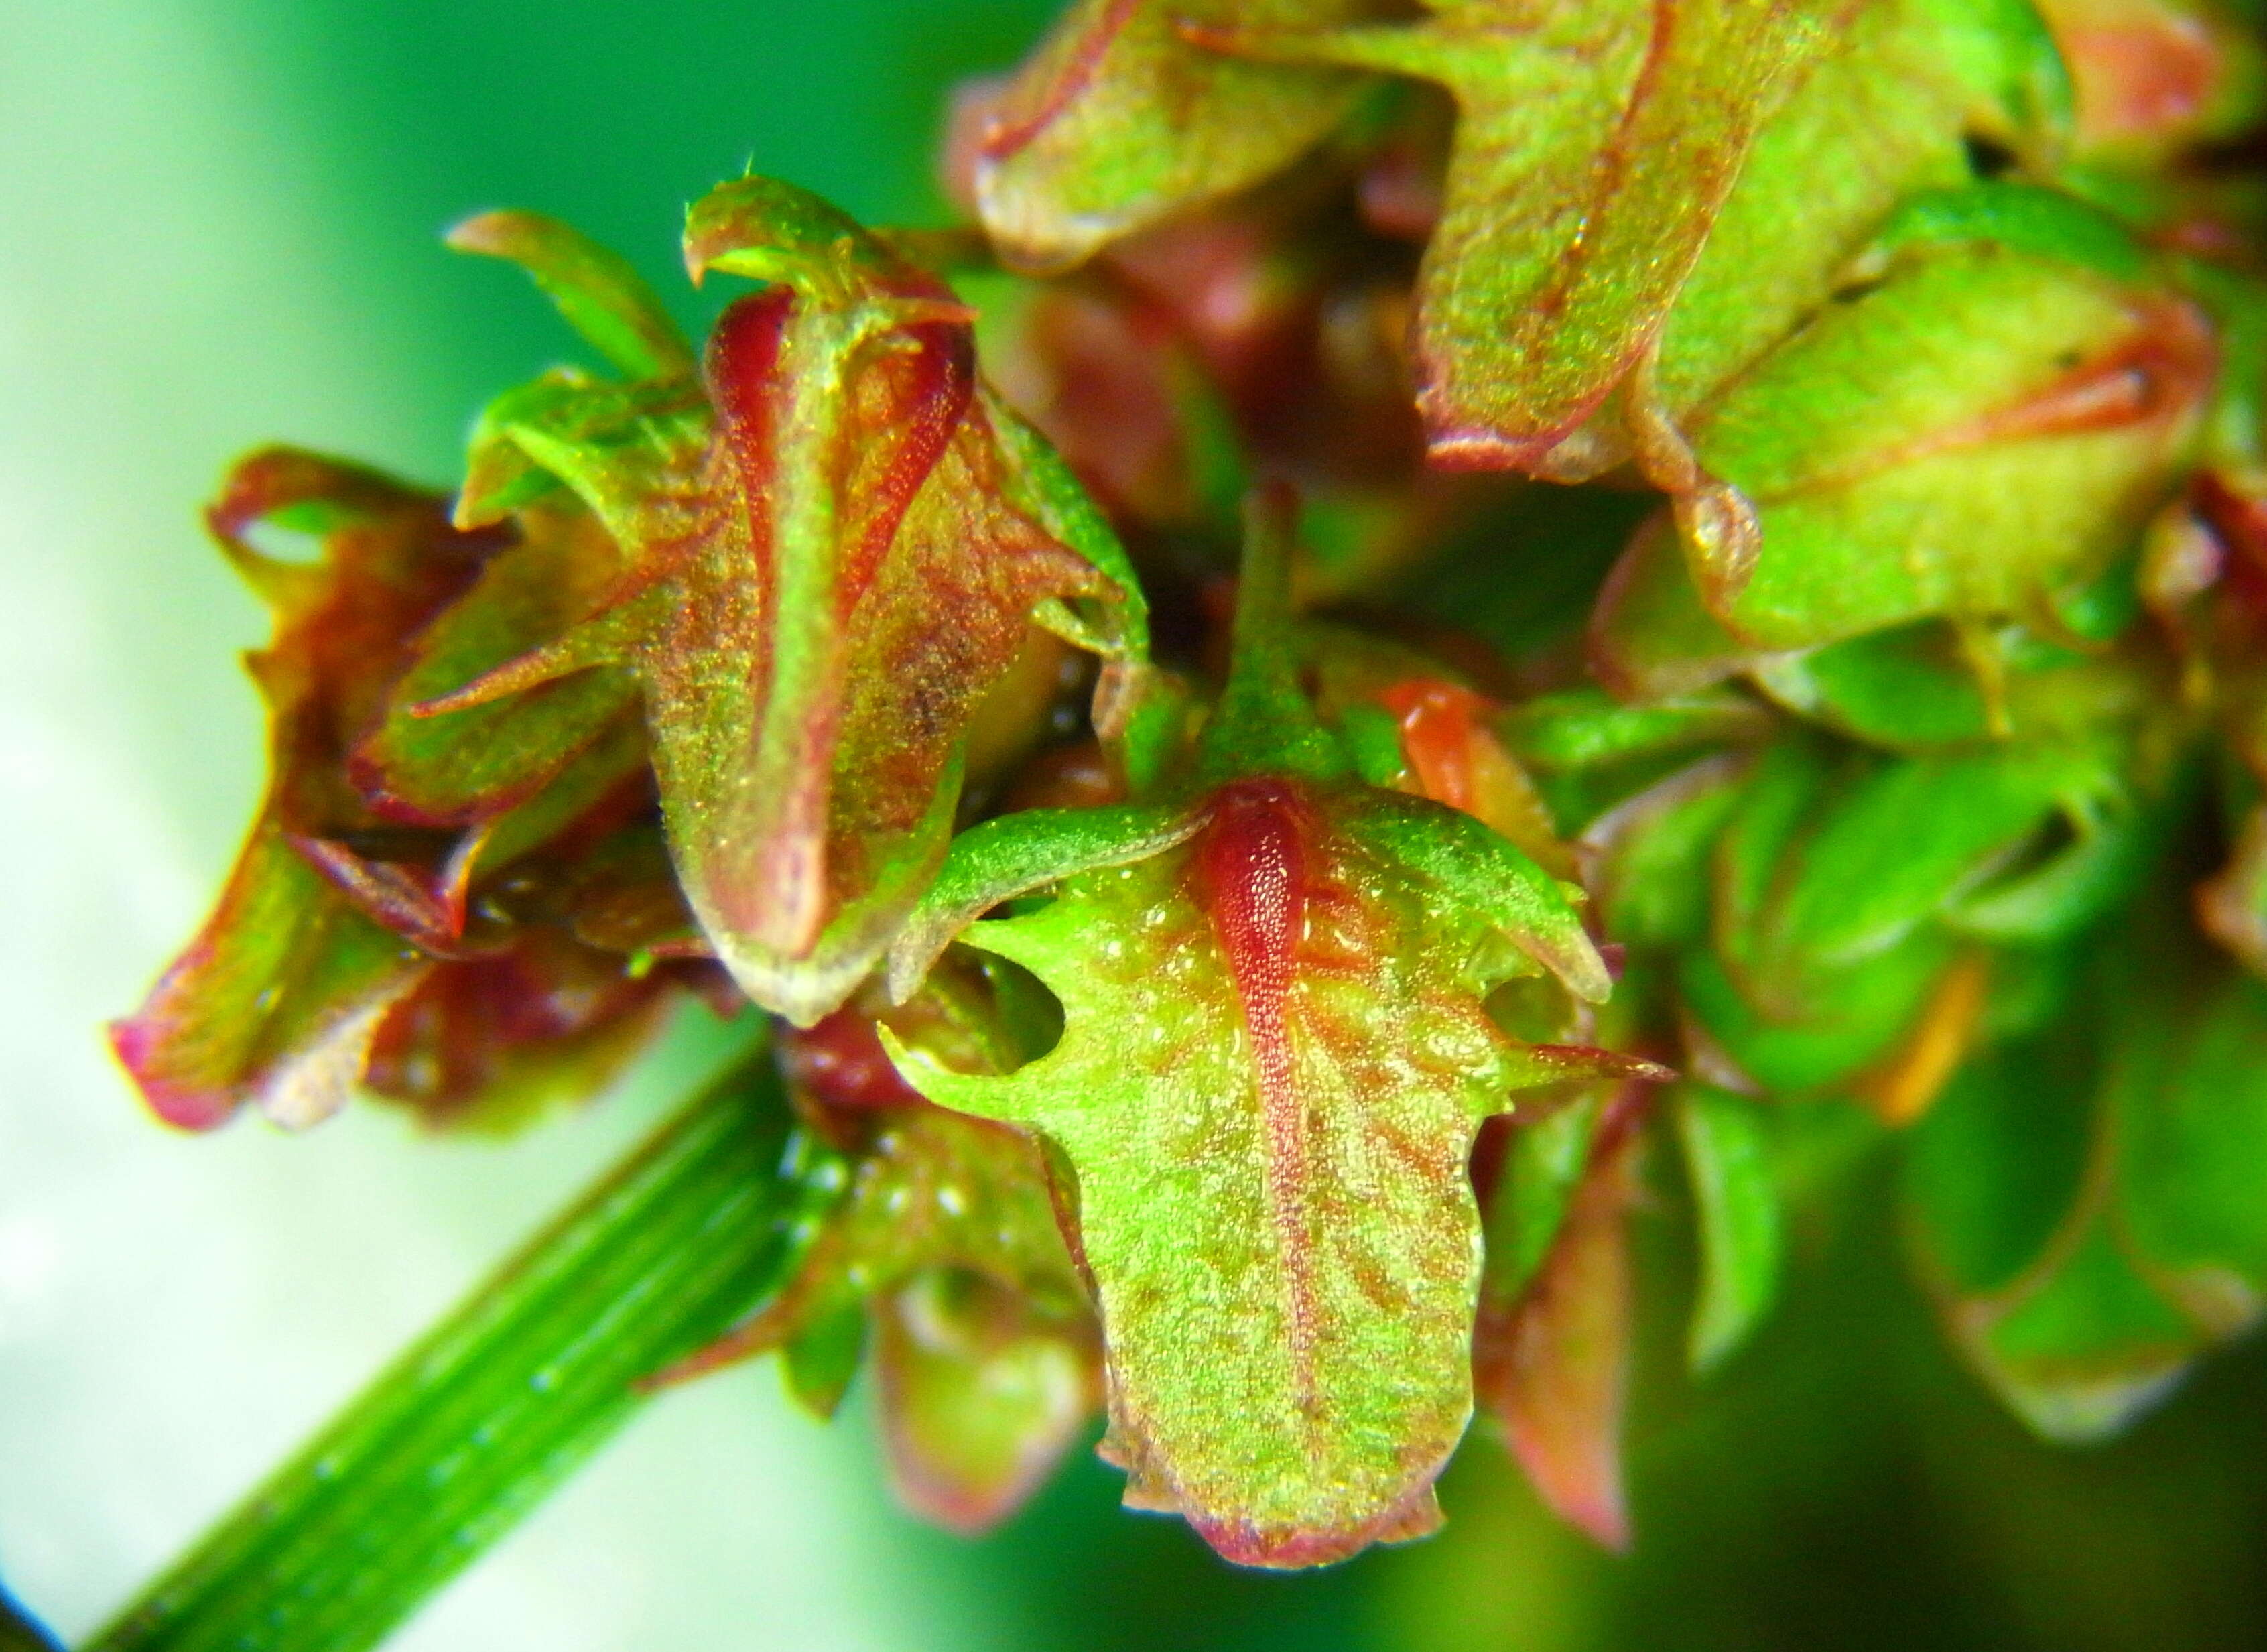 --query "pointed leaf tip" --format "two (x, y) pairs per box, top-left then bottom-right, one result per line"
(682, 176), (965, 313)
(1350, 791), (1614, 1004)
(885, 802), (1204, 1002)
(447, 210), (694, 382)
(1675, 1084), (1783, 1373)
